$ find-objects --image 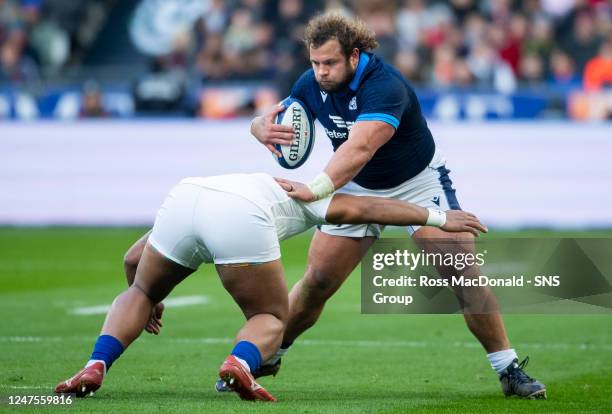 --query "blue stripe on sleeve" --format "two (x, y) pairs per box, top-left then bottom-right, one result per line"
(356, 113), (400, 129)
